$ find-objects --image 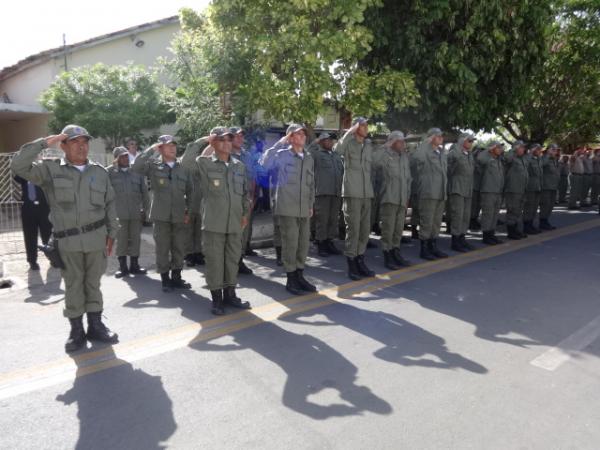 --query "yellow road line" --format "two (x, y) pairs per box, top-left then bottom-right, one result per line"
(0, 217), (598, 399)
